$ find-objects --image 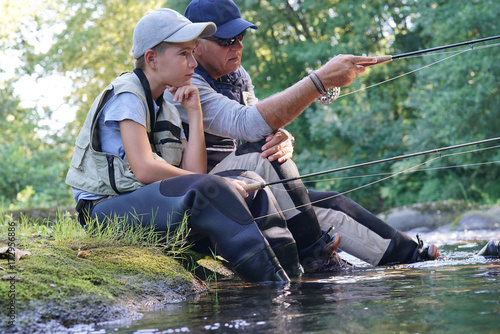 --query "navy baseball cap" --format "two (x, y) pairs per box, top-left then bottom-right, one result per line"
(185, 0), (258, 39)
